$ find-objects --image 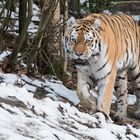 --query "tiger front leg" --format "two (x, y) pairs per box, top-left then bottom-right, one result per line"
(96, 70), (116, 118)
(77, 69), (97, 114)
(134, 93), (140, 119)
(114, 71), (128, 121)
(130, 65), (140, 119)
